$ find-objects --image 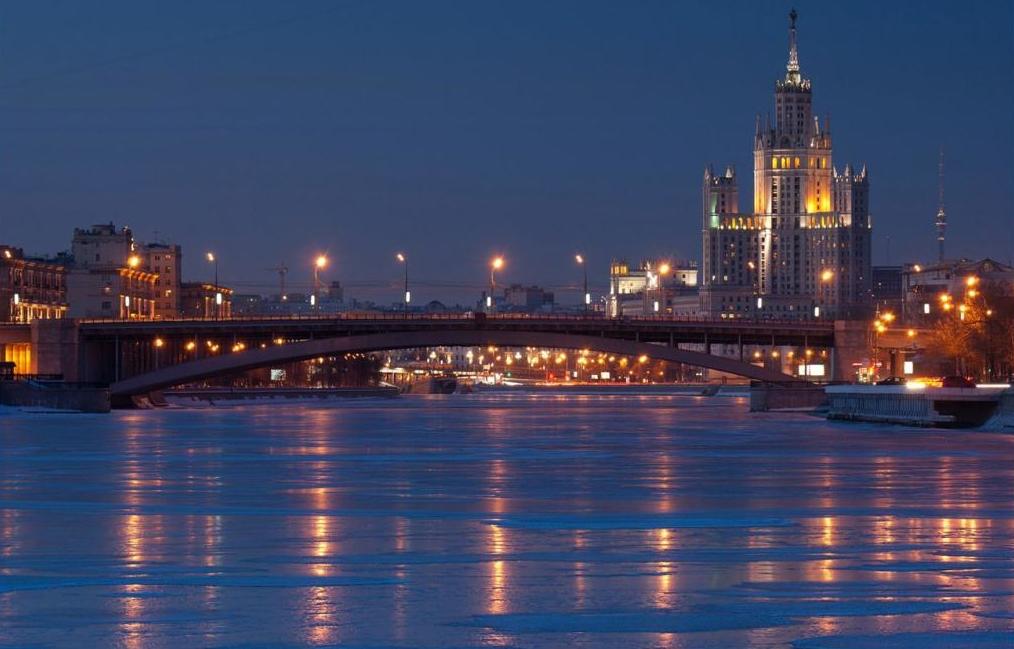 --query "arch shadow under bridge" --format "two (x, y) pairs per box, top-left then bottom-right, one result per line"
(109, 329), (804, 397)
